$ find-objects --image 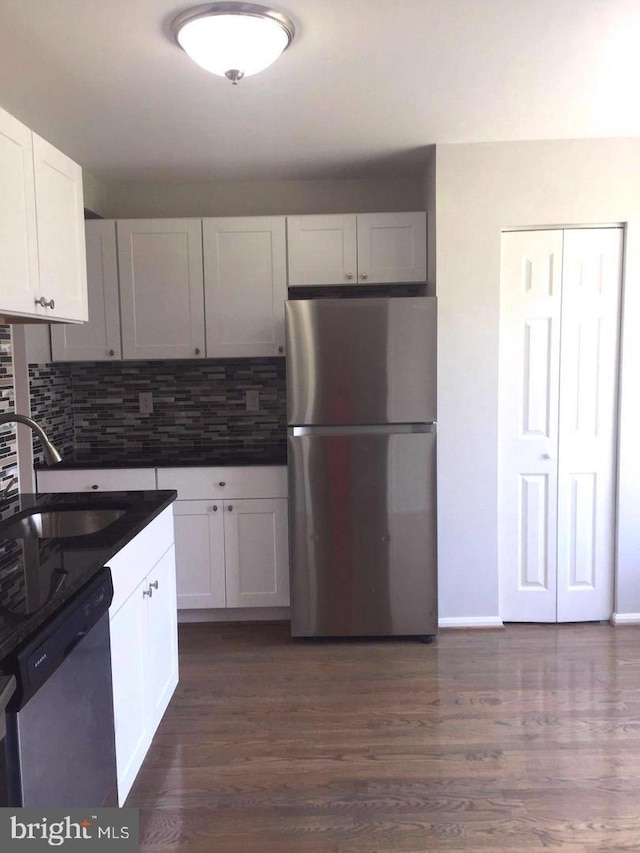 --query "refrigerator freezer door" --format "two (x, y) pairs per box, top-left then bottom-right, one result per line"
(288, 429), (437, 637)
(286, 297), (437, 425)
